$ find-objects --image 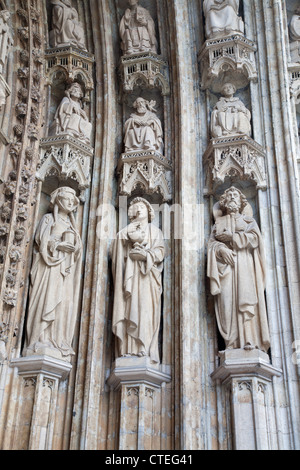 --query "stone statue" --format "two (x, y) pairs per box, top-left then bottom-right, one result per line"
(52, 82), (92, 145)
(50, 0), (86, 50)
(211, 83), (251, 138)
(24, 187), (82, 360)
(119, 0), (157, 55)
(207, 187), (270, 352)
(0, 10), (13, 74)
(290, 8), (300, 42)
(203, 0), (244, 39)
(112, 198), (165, 364)
(124, 97), (163, 153)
